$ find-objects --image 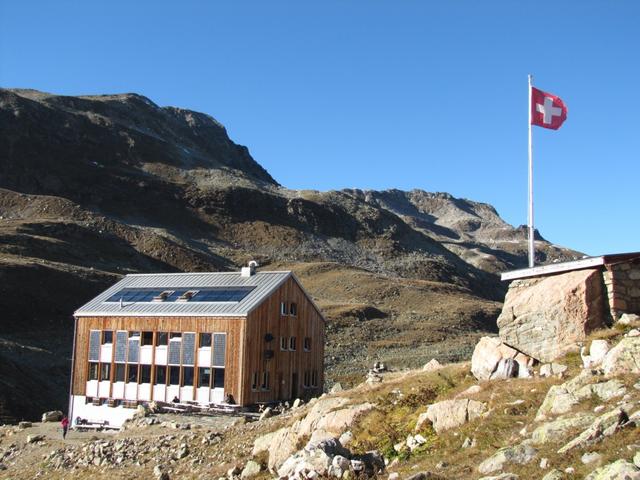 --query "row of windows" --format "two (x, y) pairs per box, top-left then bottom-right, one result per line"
(279, 336), (312, 351)
(303, 370), (319, 388)
(98, 331), (218, 347)
(88, 362), (224, 388)
(280, 302), (297, 316)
